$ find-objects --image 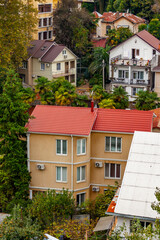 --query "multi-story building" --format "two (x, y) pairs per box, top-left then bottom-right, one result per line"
(26, 105), (153, 202)
(109, 30), (160, 101)
(18, 40), (77, 86)
(93, 11), (145, 38)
